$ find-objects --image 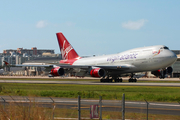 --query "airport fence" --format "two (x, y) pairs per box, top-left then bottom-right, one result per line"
(0, 95), (180, 120)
